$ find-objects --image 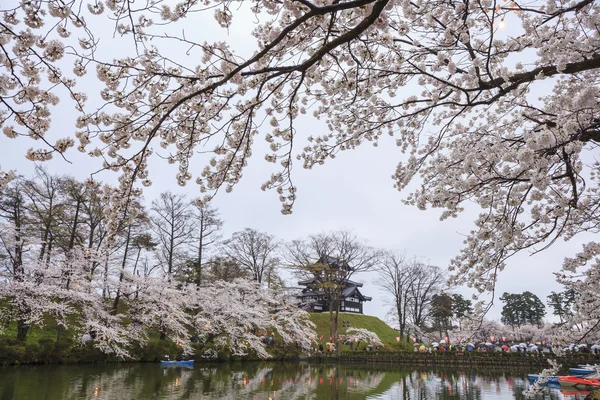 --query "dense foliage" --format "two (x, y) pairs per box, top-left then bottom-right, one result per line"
(0, 171), (315, 360)
(500, 291), (546, 328)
